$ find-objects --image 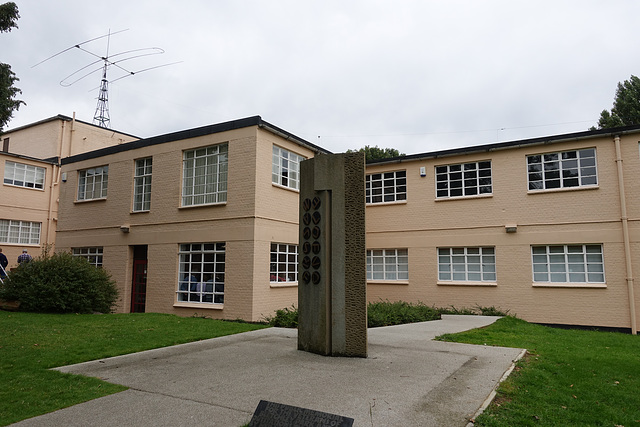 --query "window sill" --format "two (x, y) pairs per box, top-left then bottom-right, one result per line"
(437, 281), (497, 287)
(272, 183), (300, 193)
(4, 183), (46, 192)
(130, 210), (150, 214)
(435, 194), (493, 202)
(270, 282), (298, 288)
(527, 185), (599, 195)
(74, 197), (107, 204)
(367, 280), (409, 285)
(179, 202), (227, 209)
(173, 302), (224, 309)
(532, 282), (606, 289)
(366, 200), (407, 207)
